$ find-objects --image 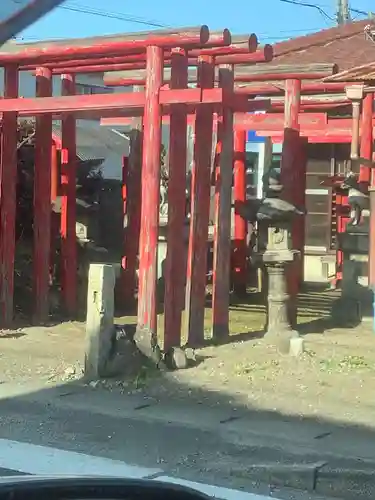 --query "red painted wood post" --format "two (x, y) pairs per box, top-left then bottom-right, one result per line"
(120, 85), (143, 309)
(164, 48), (188, 352)
(184, 56), (215, 347)
(212, 65), (234, 341)
(50, 142), (59, 287)
(136, 46), (163, 353)
(121, 155), (129, 305)
(60, 74), (77, 317)
(0, 65), (19, 327)
(34, 67), (53, 323)
(51, 142), (58, 203)
(369, 191), (375, 289)
(335, 189), (346, 286)
(369, 152), (375, 289)
(280, 78), (301, 327)
(360, 93), (374, 286)
(121, 115), (143, 308)
(233, 129), (247, 295)
(359, 93), (373, 185)
(122, 156), (129, 229)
